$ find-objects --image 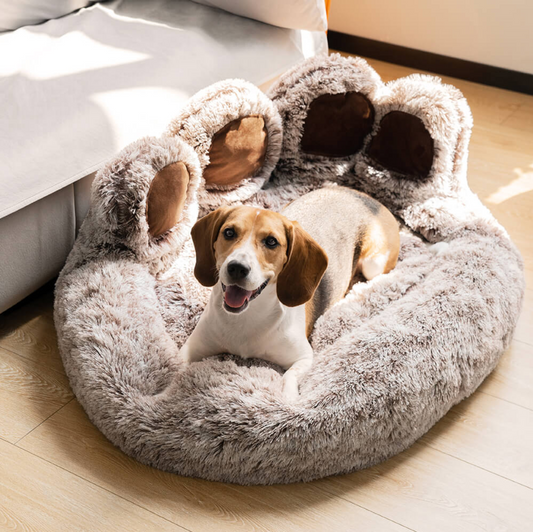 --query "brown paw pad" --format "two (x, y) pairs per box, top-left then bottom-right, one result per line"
(147, 162), (190, 238)
(367, 111), (434, 180)
(301, 92), (374, 157)
(204, 115), (268, 187)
